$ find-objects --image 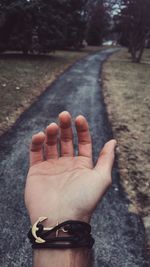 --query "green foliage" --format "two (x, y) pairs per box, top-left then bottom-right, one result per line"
(0, 0), (34, 53)
(0, 0), (88, 53)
